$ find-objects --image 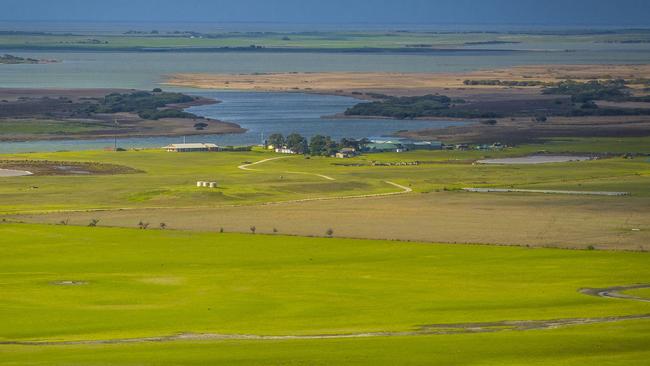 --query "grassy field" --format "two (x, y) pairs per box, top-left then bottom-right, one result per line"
(1, 137), (649, 364)
(2, 321), (650, 365)
(0, 119), (110, 135)
(2, 138), (649, 249)
(0, 223), (648, 364)
(2, 30), (650, 51)
(0, 137), (649, 212)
